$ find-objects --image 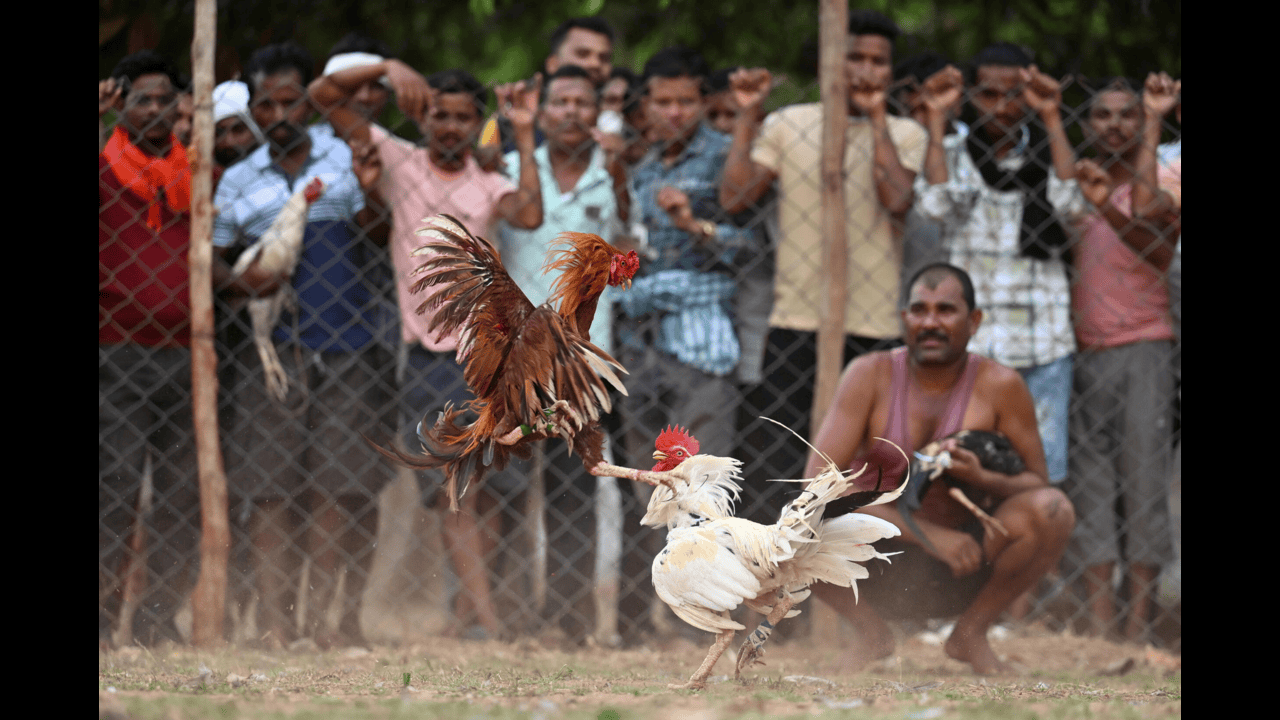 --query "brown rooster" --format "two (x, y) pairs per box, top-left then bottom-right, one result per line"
(383, 214), (642, 511)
